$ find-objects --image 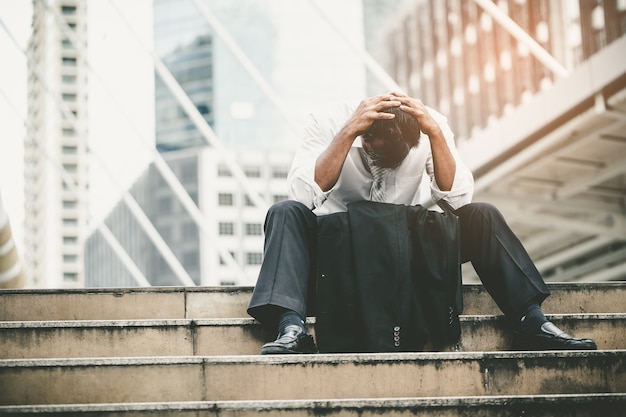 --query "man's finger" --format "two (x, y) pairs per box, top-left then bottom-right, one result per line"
(376, 99), (401, 108)
(389, 91), (409, 99)
(375, 111), (396, 119)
